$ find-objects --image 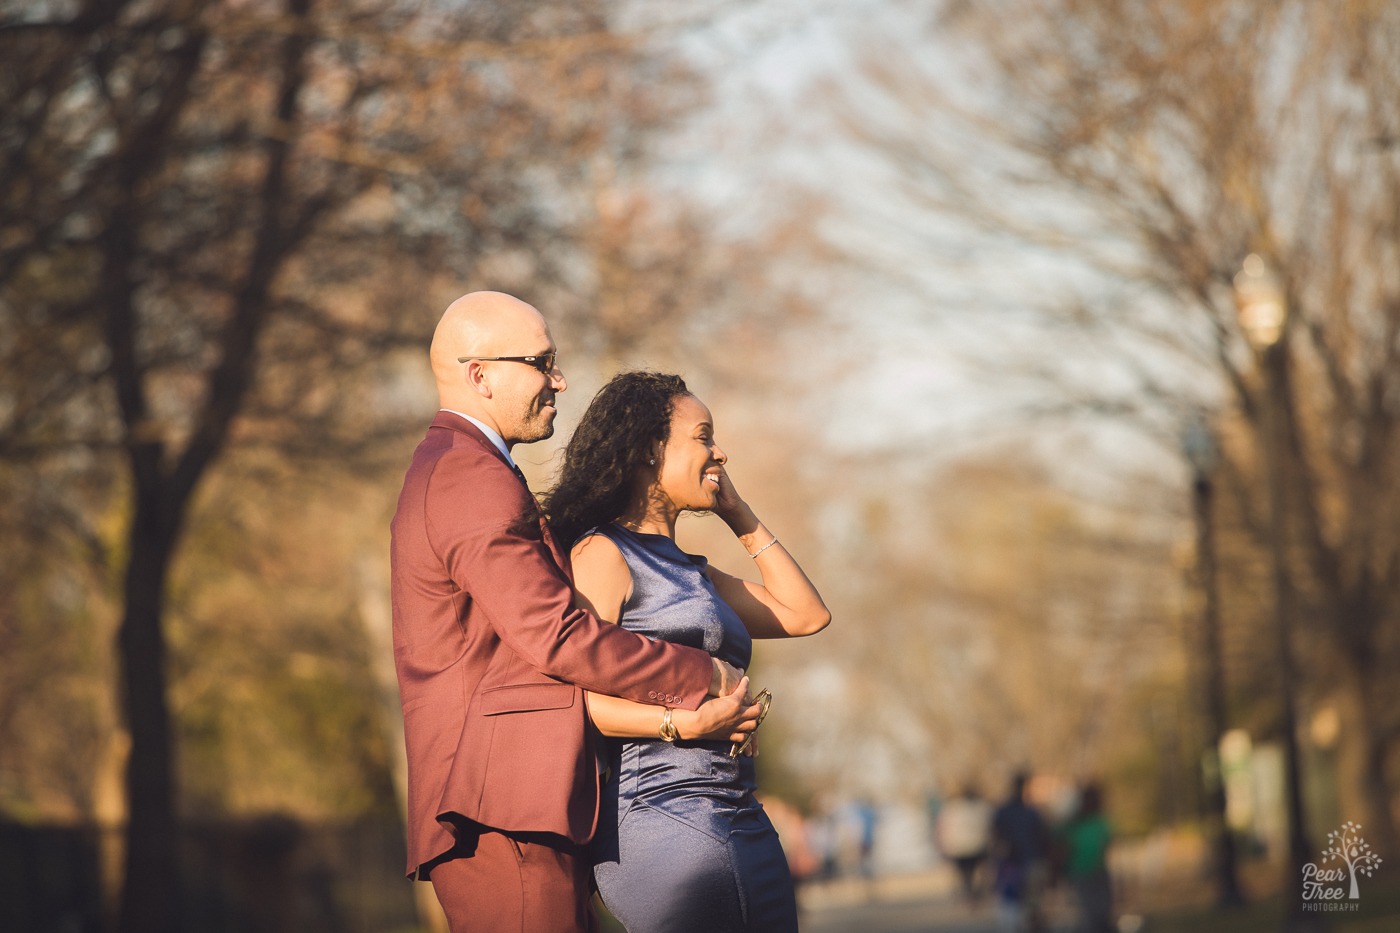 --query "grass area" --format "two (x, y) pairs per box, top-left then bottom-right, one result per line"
(1143, 867), (1400, 933)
